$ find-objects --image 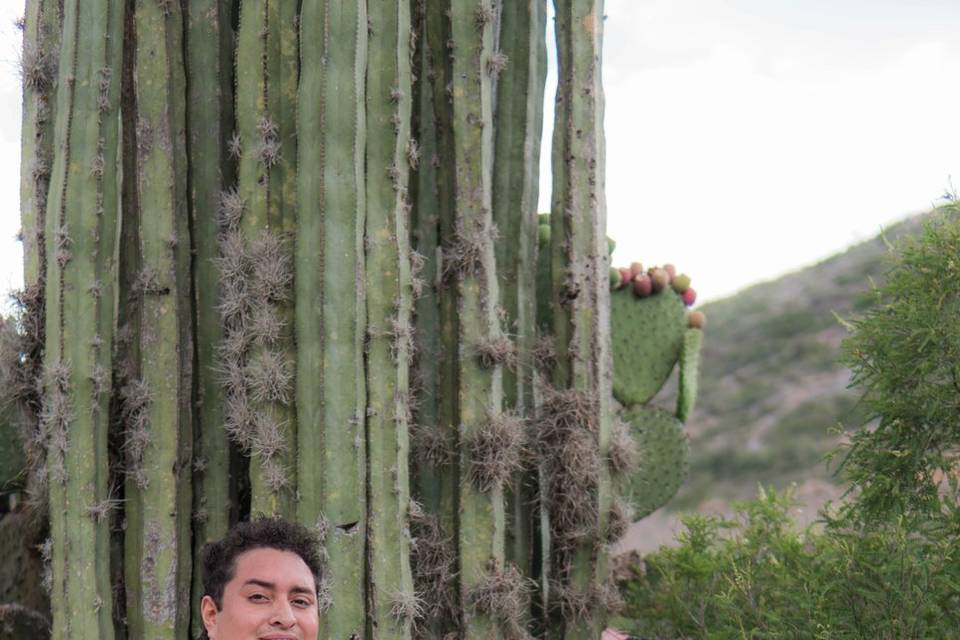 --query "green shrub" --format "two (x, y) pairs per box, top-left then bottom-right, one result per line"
(620, 487), (960, 639)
